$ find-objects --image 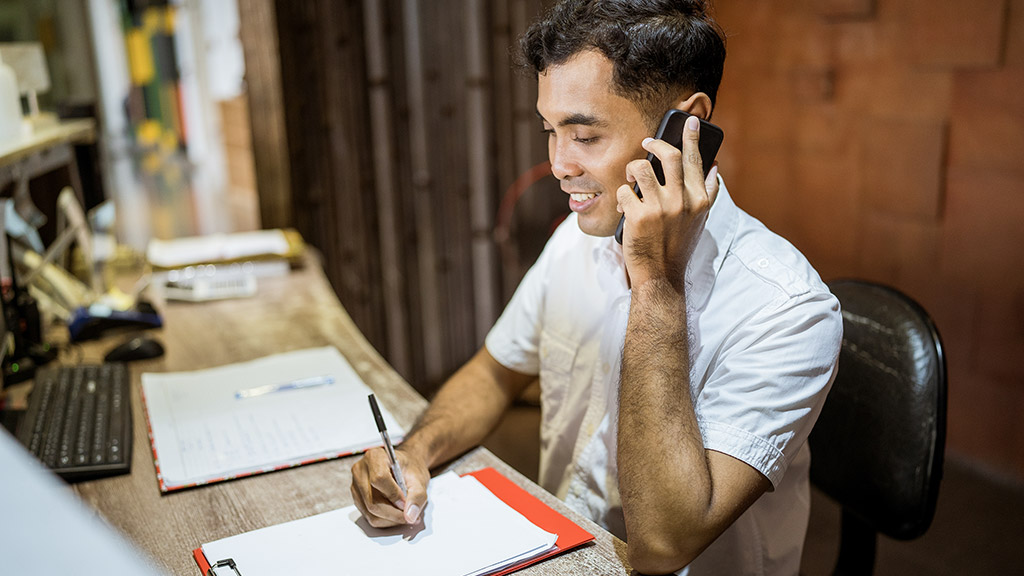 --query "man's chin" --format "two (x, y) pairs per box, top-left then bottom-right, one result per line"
(576, 214), (618, 238)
